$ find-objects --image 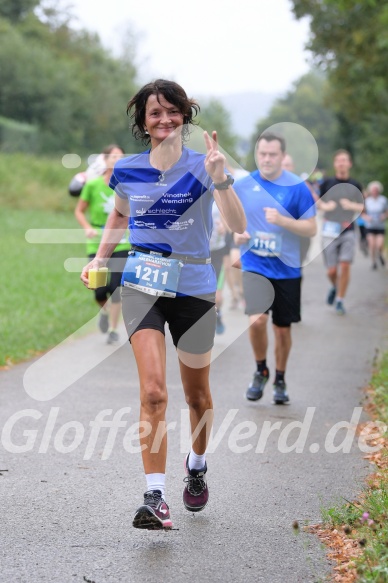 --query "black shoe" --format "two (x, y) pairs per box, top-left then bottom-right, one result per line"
(372, 263), (378, 270)
(327, 287), (336, 305)
(273, 379), (289, 404)
(246, 369), (269, 401)
(133, 490), (172, 530)
(215, 314), (225, 334)
(379, 254), (385, 267)
(99, 311), (109, 333)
